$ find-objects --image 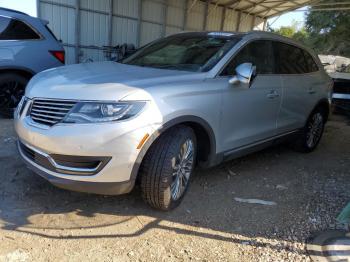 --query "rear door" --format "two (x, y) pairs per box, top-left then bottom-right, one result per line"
(273, 41), (322, 133)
